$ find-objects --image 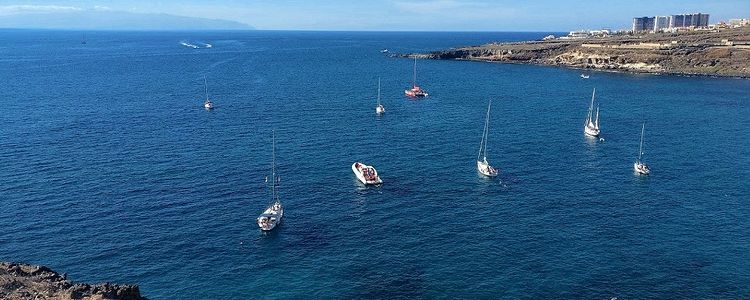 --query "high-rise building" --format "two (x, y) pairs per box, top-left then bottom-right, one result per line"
(697, 13), (710, 27)
(685, 14), (694, 27)
(632, 17), (655, 32)
(670, 14), (685, 28)
(669, 13), (710, 28)
(654, 16), (670, 31)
